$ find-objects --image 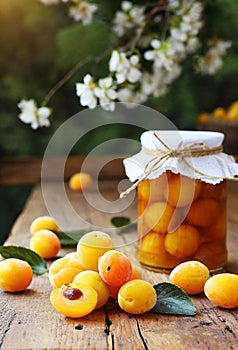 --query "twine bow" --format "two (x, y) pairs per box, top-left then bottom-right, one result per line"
(120, 132), (225, 198)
